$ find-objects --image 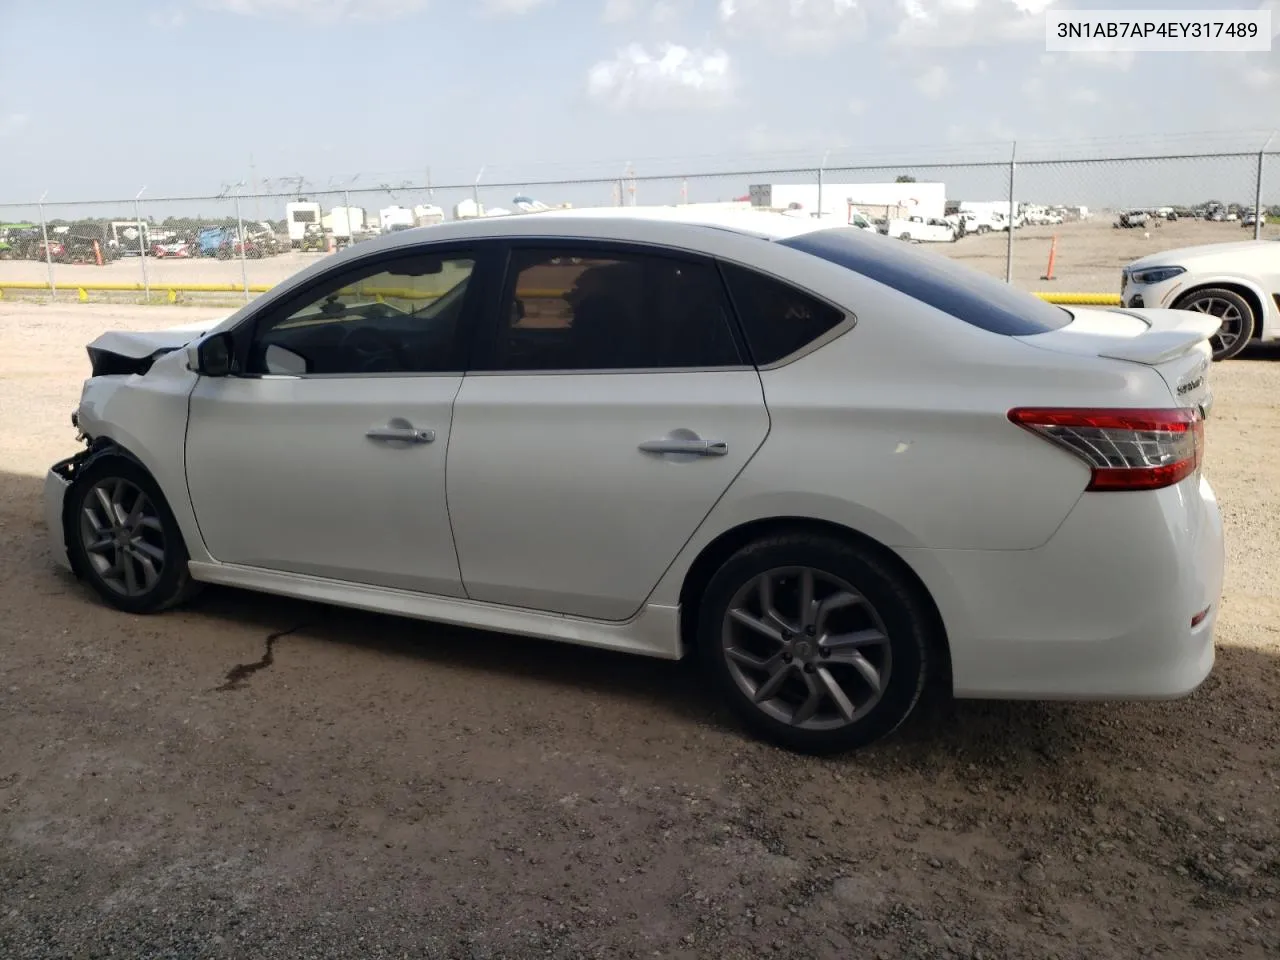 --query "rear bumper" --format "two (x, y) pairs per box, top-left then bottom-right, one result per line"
(904, 472), (1225, 700)
(44, 466), (73, 572)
